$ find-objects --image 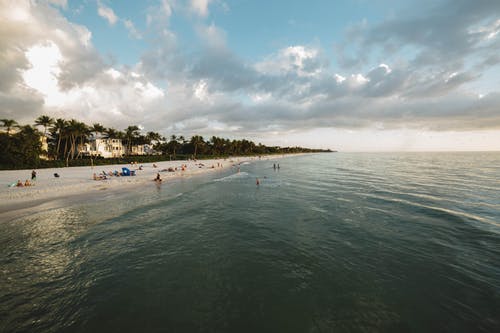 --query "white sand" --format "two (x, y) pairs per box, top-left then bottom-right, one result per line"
(0, 155), (288, 214)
